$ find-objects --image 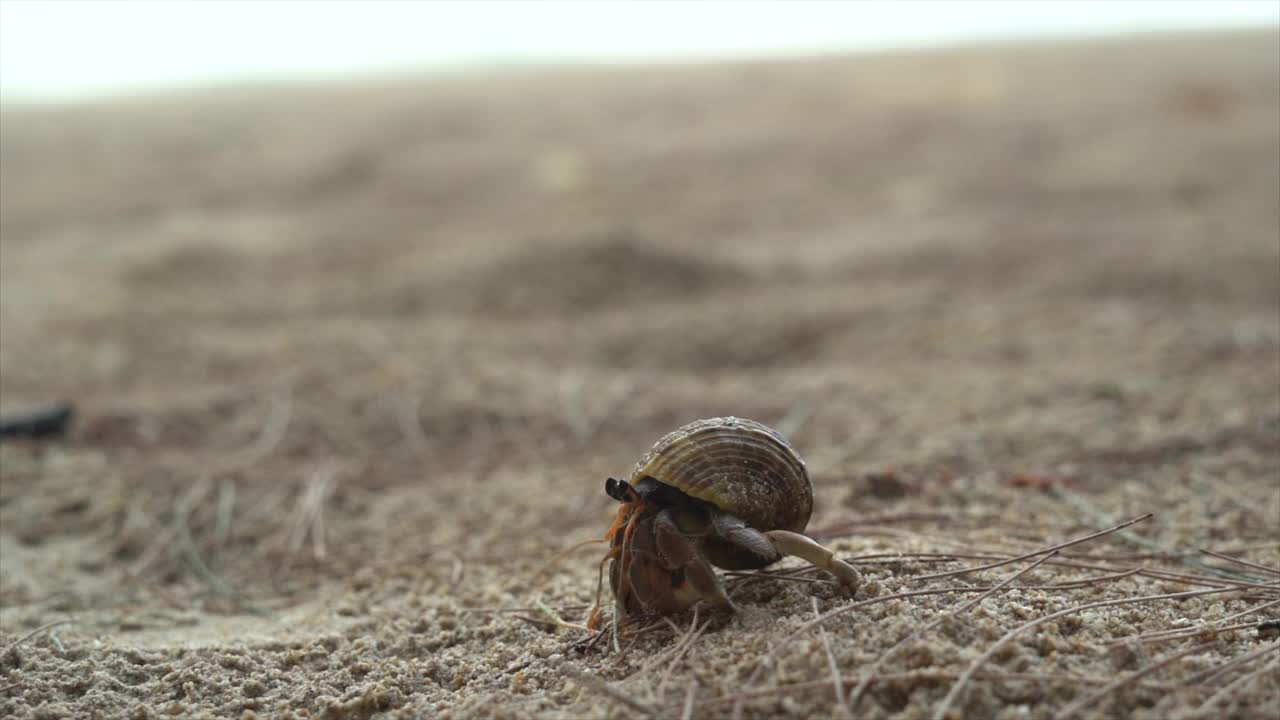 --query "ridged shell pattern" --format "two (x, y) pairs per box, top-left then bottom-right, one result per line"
(629, 417), (812, 533)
